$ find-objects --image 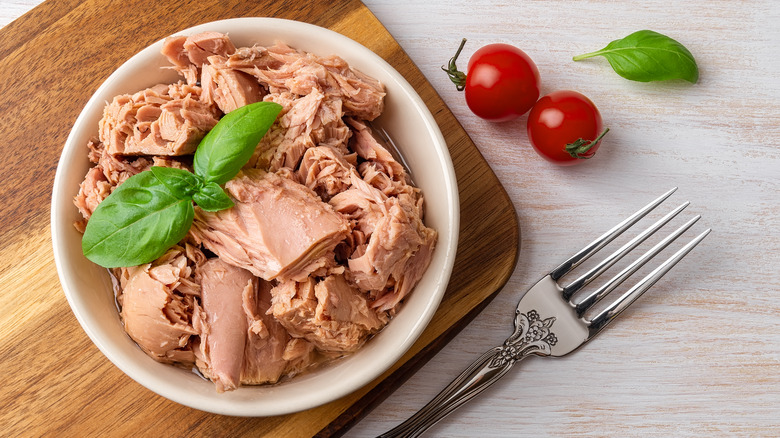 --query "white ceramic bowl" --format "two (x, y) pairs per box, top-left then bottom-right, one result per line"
(51, 18), (459, 416)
